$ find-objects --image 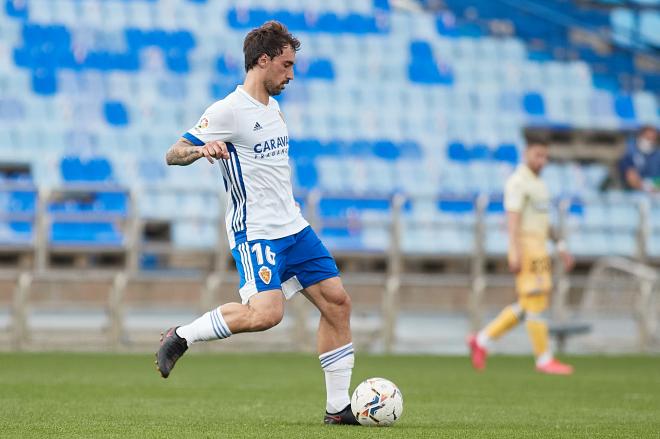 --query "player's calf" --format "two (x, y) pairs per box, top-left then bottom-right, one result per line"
(310, 279), (352, 331)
